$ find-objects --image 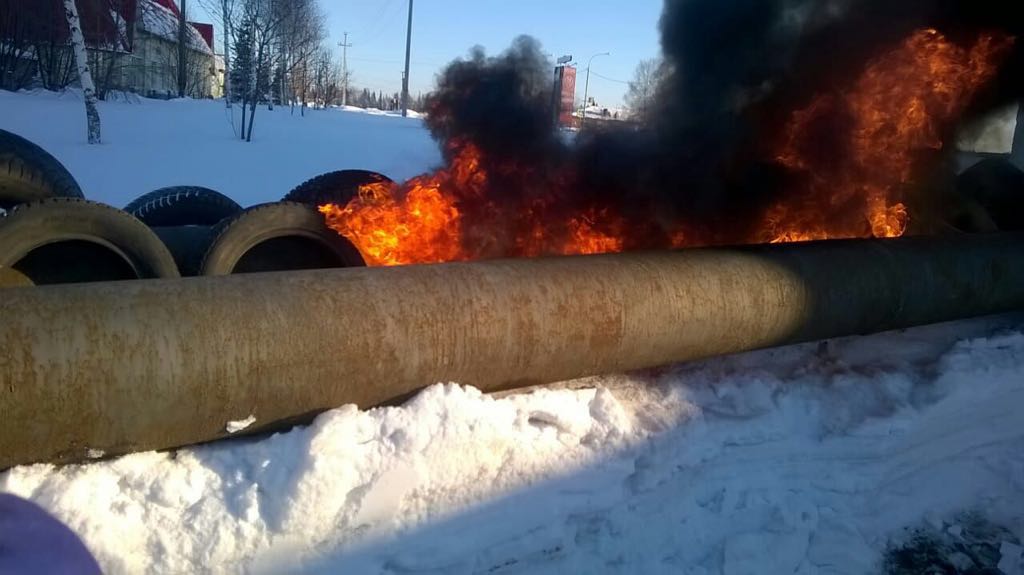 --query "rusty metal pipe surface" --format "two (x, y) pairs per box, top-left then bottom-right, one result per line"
(2, 233), (1024, 469)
